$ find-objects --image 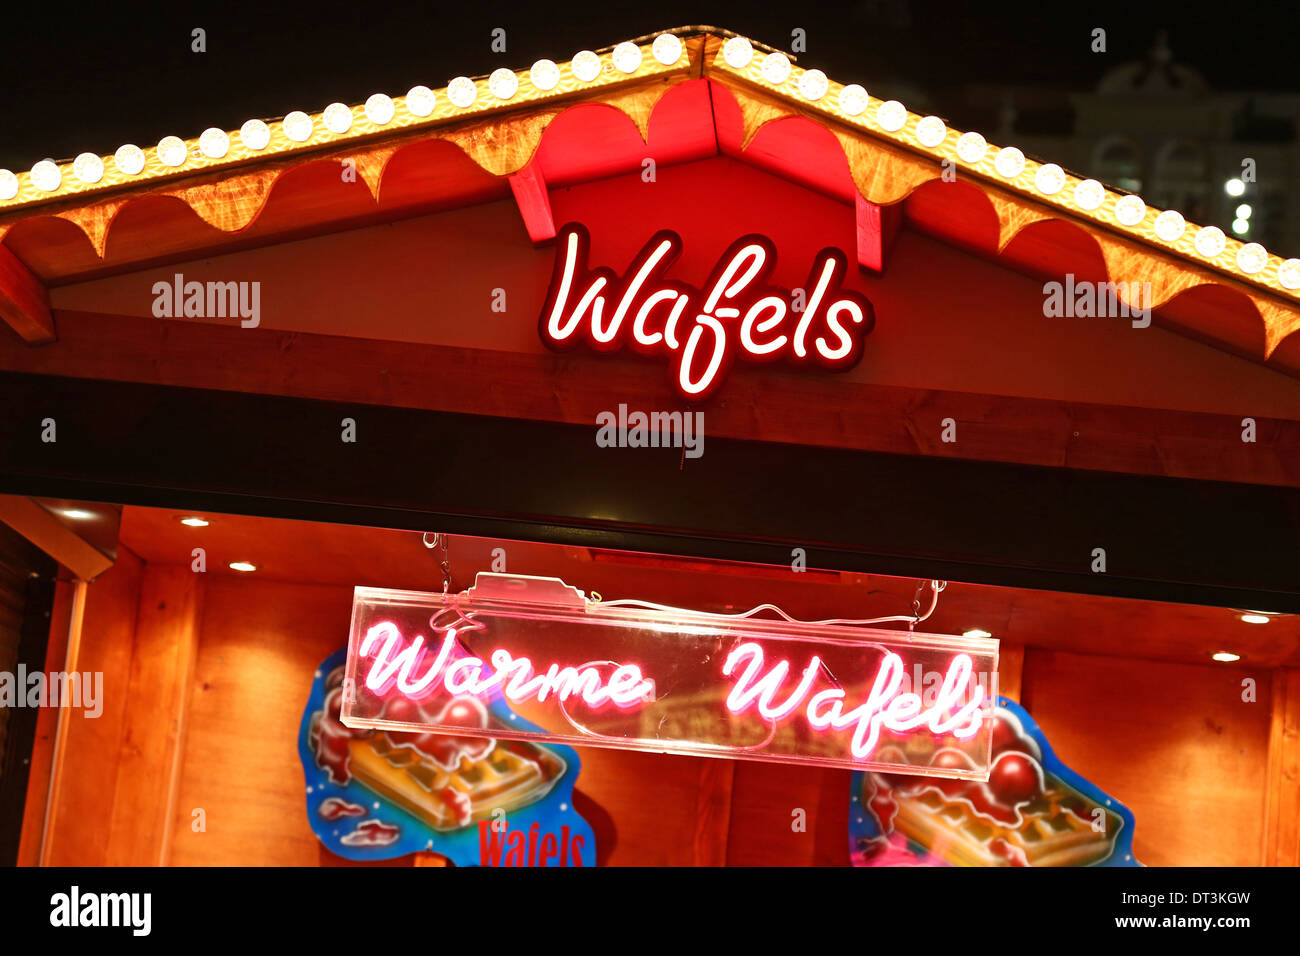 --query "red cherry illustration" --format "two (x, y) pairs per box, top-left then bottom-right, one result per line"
(928, 748), (976, 796)
(990, 713), (1023, 755)
(988, 752), (1043, 806)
